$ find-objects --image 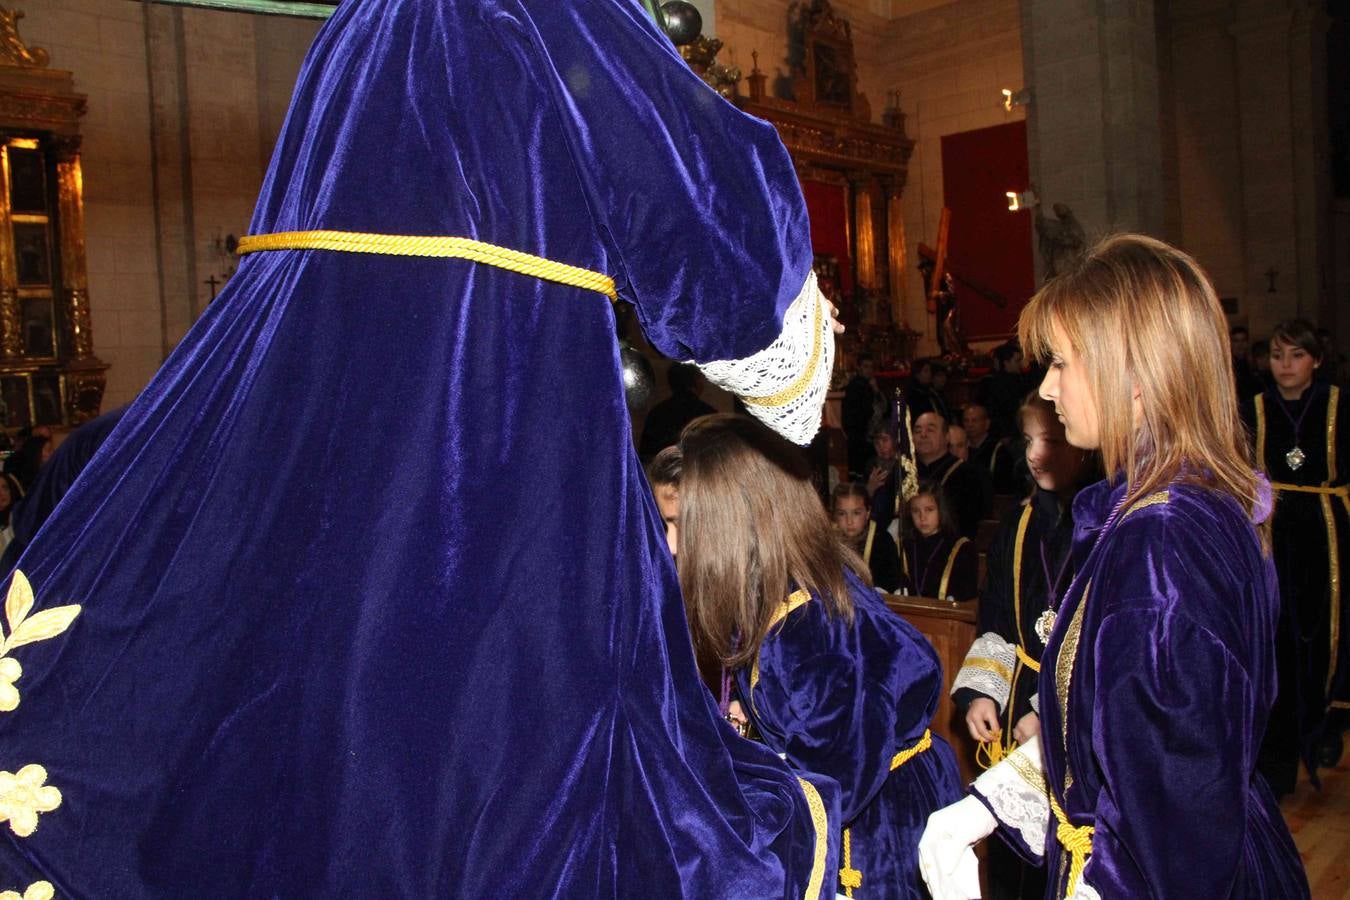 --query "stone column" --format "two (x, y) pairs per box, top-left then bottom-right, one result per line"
(1021, 0), (1165, 263)
(1229, 4), (1302, 333)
